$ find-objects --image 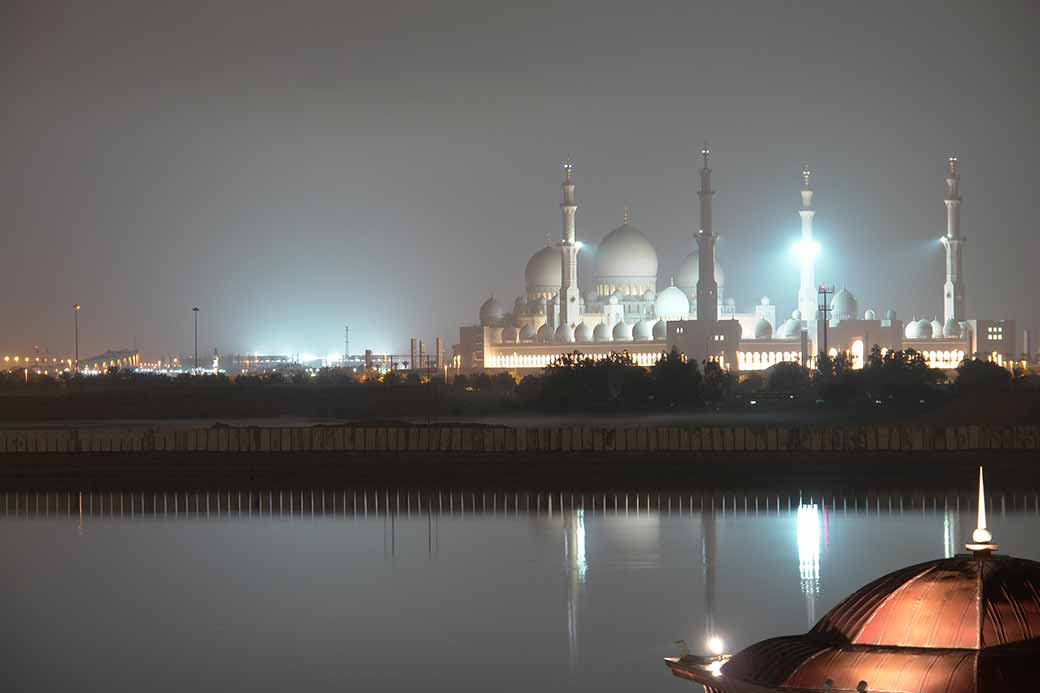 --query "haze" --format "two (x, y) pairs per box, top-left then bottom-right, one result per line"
(3, 0), (1037, 358)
